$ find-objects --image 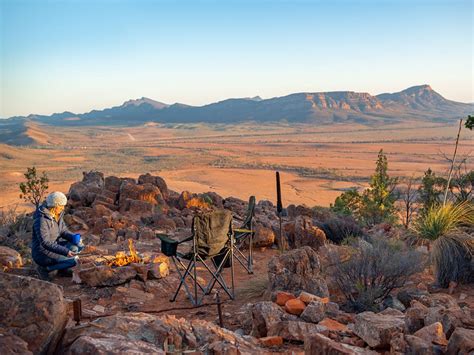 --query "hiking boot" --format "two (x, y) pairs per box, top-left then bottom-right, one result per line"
(57, 268), (73, 277)
(36, 265), (51, 281)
